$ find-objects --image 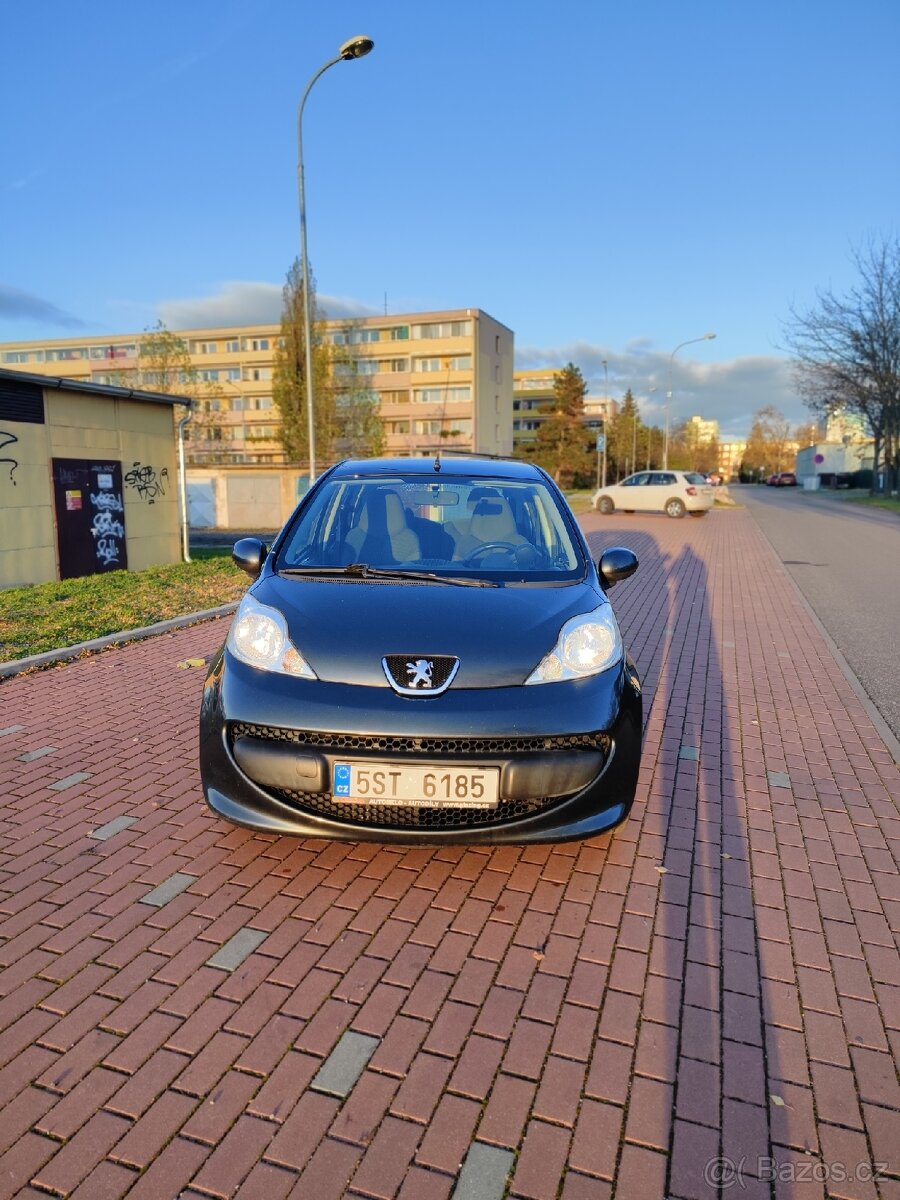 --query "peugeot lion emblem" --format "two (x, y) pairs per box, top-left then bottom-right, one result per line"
(406, 659), (434, 689)
(383, 654), (460, 696)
